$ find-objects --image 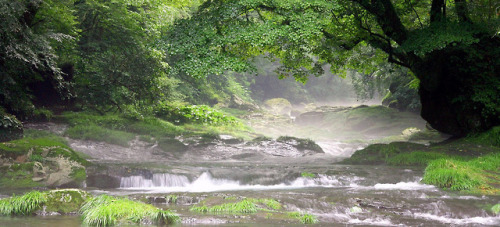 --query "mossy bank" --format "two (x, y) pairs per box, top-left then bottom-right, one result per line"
(342, 126), (500, 194)
(0, 131), (89, 189)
